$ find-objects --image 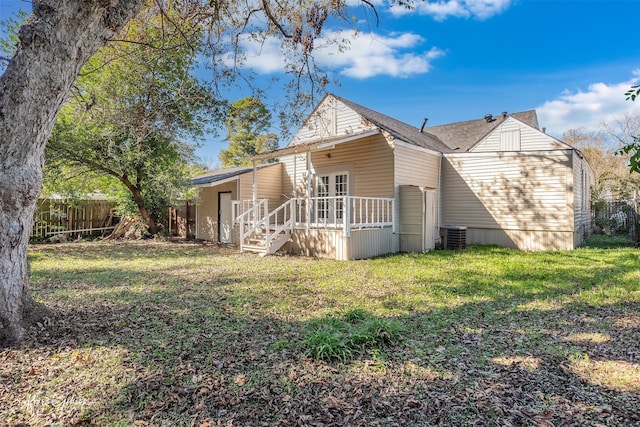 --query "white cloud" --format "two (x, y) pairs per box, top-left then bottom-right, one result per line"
(390, 0), (512, 20)
(314, 30), (444, 79)
(227, 30), (444, 79)
(537, 71), (640, 137)
(227, 36), (287, 74)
